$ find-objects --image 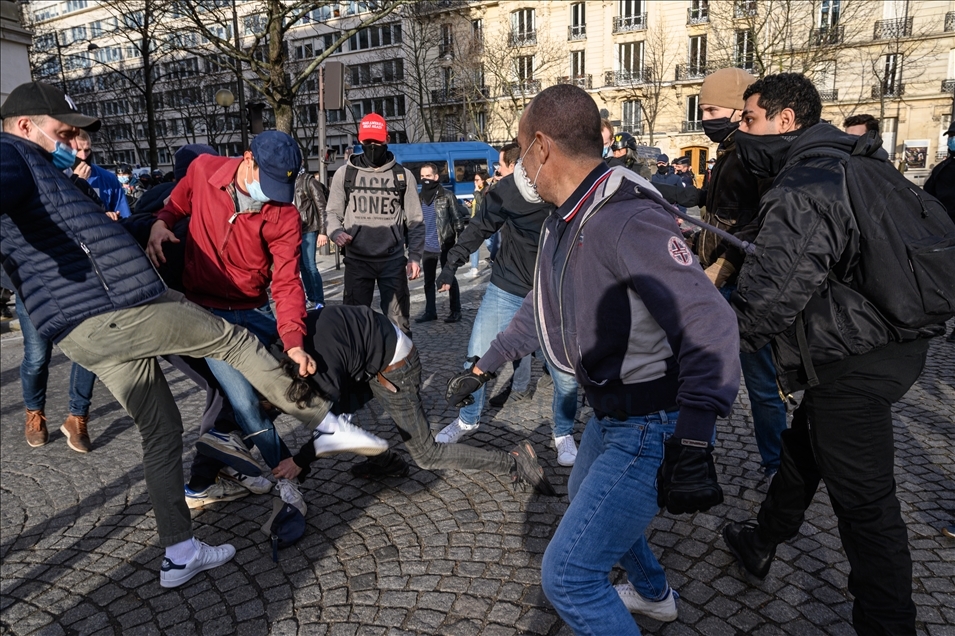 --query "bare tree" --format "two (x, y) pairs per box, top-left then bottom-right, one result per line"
(175, 0), (409, 135)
